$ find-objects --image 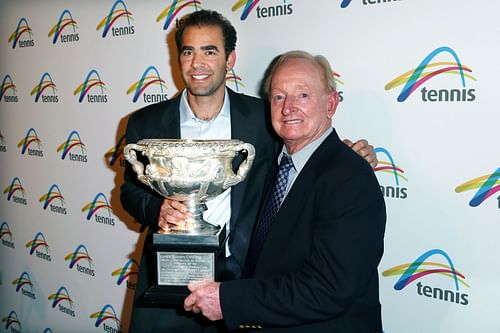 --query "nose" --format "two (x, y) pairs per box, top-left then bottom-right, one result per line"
(191, 51), (203, 68)
(281, 95), (296, 115)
